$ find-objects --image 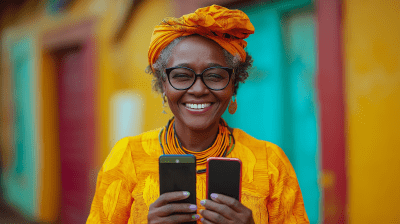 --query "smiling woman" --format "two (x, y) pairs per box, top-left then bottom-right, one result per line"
(87, 5), (309, 224)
